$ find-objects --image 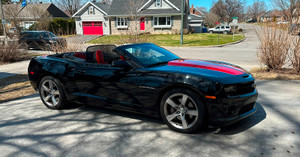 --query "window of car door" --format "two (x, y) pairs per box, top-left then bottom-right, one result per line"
(216, 26), (220, 30)
(221, 26), (225, 30)
(86, 45), (121, 65)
